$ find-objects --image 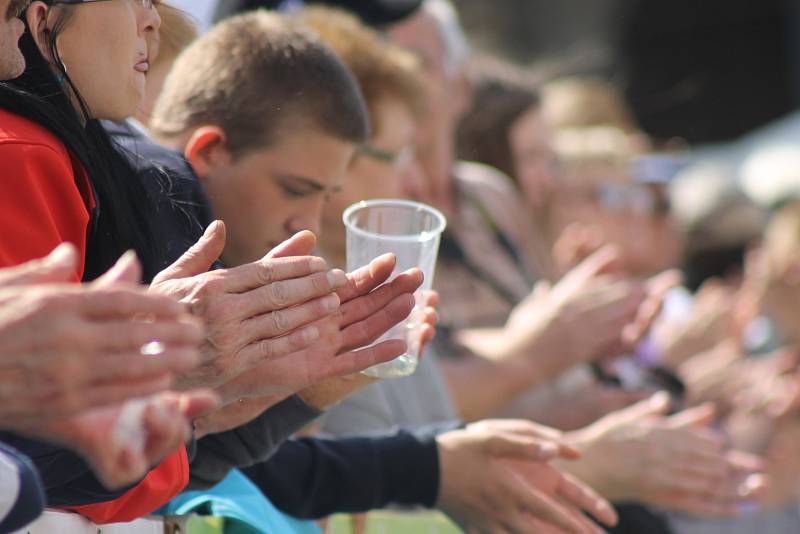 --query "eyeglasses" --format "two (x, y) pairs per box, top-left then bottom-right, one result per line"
(47, 0), (156, 9)
(358, 144), (415, 172)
